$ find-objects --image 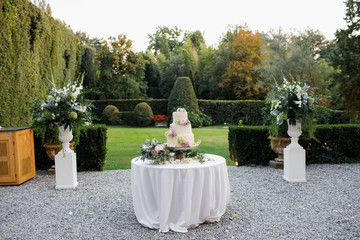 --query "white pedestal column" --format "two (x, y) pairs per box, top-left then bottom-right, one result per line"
(283, 120), (306, 182)
(55, 125), (78, 189)
(55, 151), (78, 189)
